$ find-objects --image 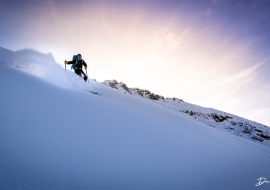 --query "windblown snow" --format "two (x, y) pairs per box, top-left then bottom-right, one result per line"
(0, 47), (270, 189)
